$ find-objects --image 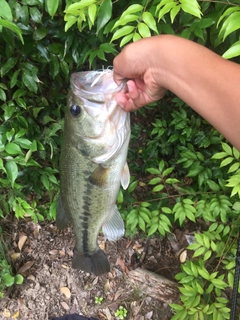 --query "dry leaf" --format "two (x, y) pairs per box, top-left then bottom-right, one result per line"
(145, 311), (153, 319)
(59, 250), (65, 257)
(3, 309), (11, 317)
(92, 277), (98, 285)
(27, 275), (36, 281)
(49, 250), (58, 255)
(116, 257), (126, 271)
(60, 287), (71, 299)
(102, 307), (112, 320)
(11, 252), (21, 260)
(18, 235), (27, 251)
(179, 250), (187, 263)
(12, 311), (20, 318)
(18, 260), (34, 274)
(98, 311), (107, 319)
(126, 240), (133, 249)
(133, 243), (143, 252)
(99, 240), (105, 250)
(139, 181), (146, 186)
(61, 301), (70, 311)
(104, 279), (110, 293)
